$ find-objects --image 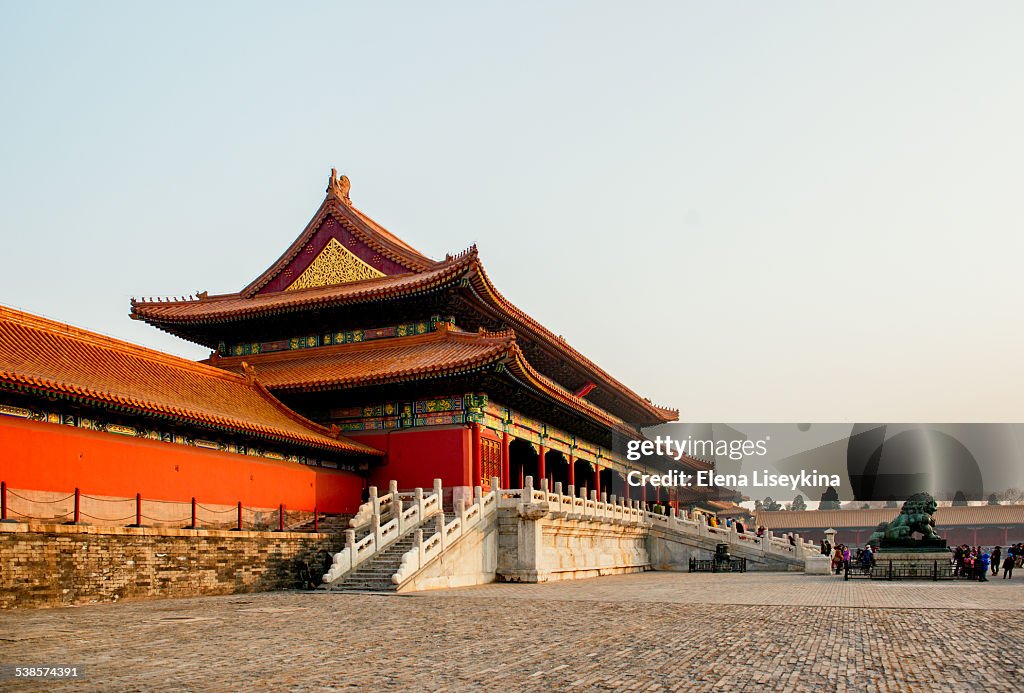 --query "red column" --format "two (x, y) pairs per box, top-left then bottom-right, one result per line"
(595, 464), (602, 498)
(501, 432), (511, 489)
(568, 454), (575, 491)
(471, 423), (482, 488)
(537, 444), (546, 487)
